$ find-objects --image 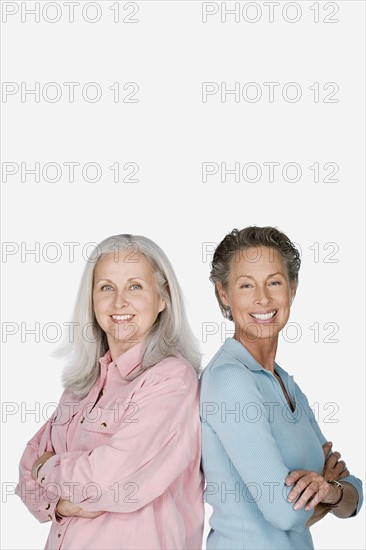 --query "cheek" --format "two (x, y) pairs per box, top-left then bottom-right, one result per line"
(93, 295), (108, 315)
(231, 292), (249, 310)
(147, 294), (163, 310)
(92, 296), (99, 313)
(280, 292), (291, 308)
(278, 301), (291, 321)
